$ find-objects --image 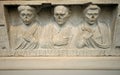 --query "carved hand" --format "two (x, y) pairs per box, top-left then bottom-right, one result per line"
(81, 26), (94, 40)
(82, 26), (93, 33)
(53, 35), (69, 46)
(23, 34), (36, 43)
